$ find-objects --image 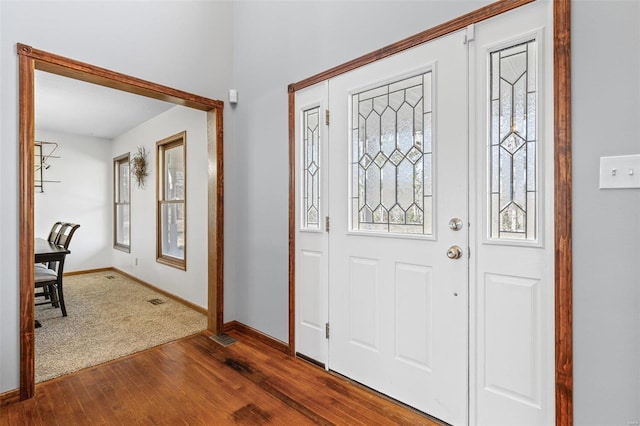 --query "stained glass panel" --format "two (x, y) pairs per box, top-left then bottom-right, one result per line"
(302, 107), (321, 229)
(351, 72), (432, 235)
(489, 40), (537, 240)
